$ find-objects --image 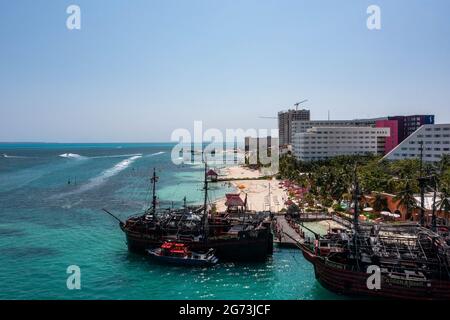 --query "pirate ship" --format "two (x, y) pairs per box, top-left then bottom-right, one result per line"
(105, 166), (273, 262)
(298, 165), (450, 300)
